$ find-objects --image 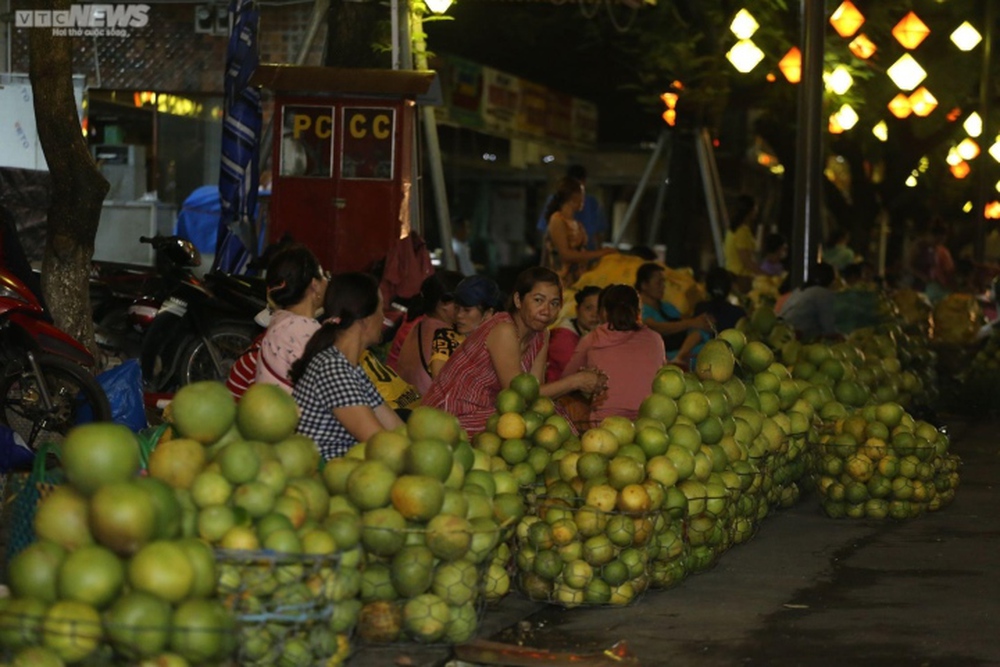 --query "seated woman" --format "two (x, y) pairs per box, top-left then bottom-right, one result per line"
(562, 284), (665, 423)
(394, 270), (463, 395)
(429, 275), (503, 378)
(546, 286), (602, 383)
(256, 243), (328, 391)
(291, 273), (404, 459)
(635, 263), (712, 363)
(694, 267), (747, 334)
(422, 267), (605, 435)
